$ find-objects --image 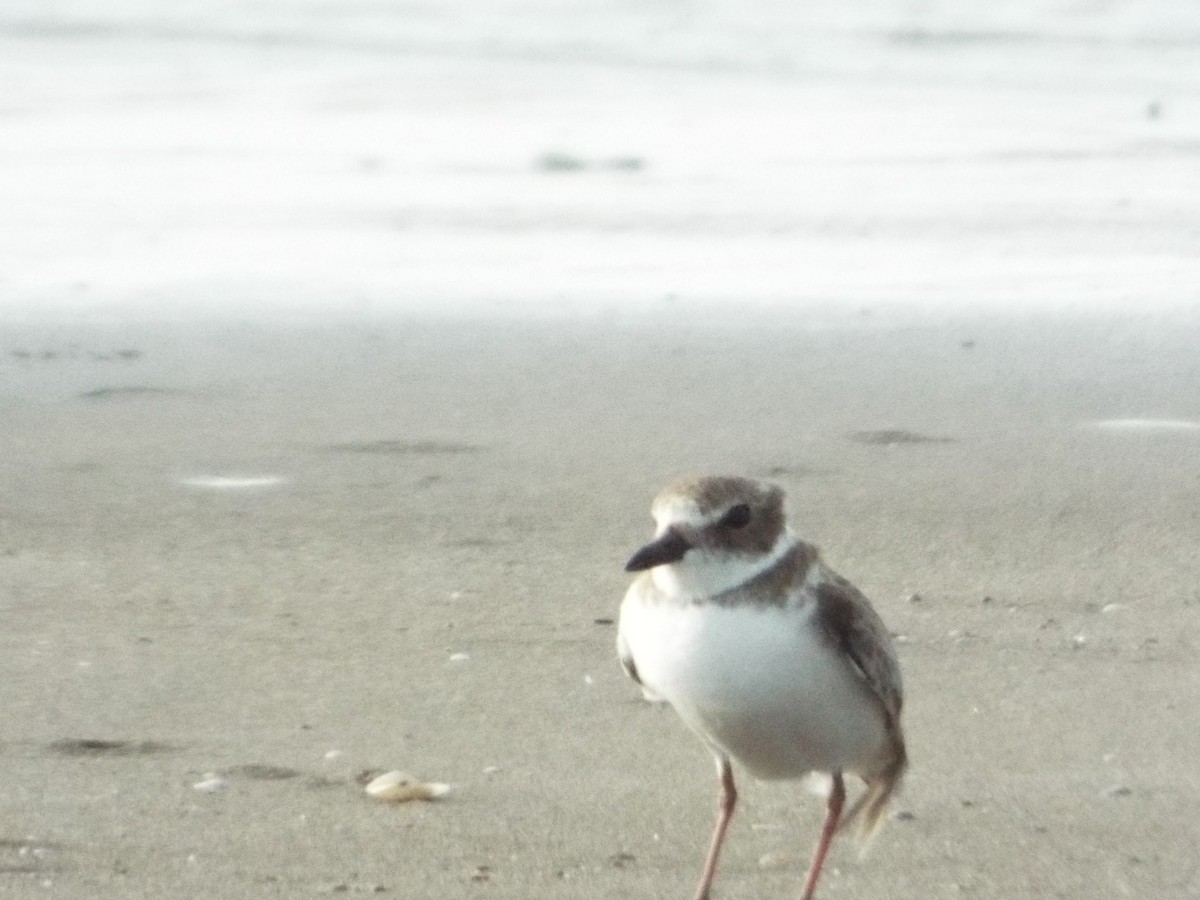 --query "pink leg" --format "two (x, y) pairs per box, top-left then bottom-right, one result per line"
(800, 772), (845, 900)
(693, 756), (736, 900)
